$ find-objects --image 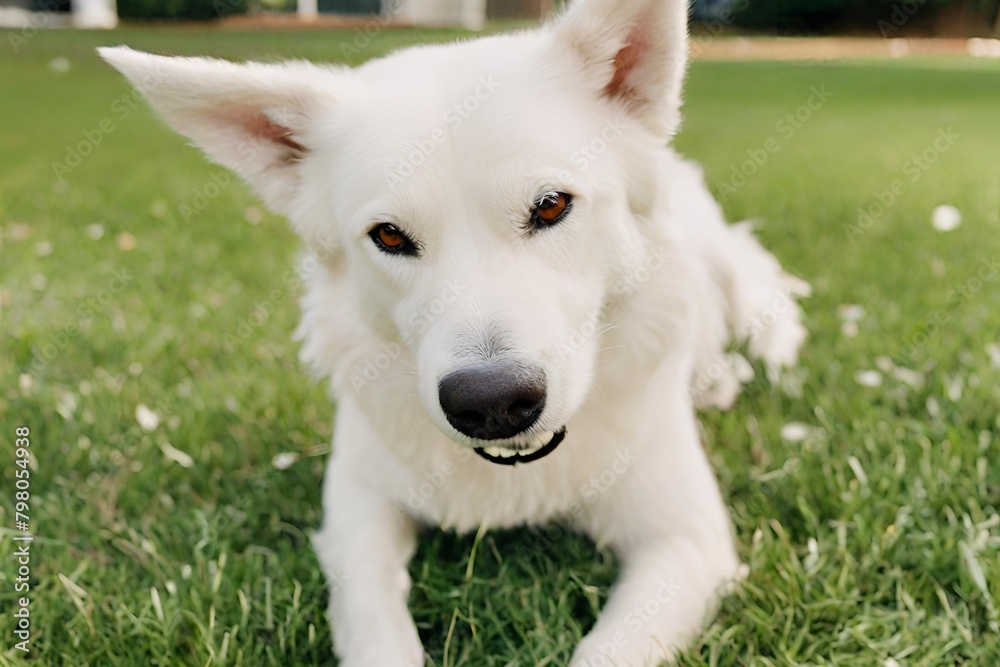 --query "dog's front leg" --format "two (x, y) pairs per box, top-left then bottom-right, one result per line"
(311, 411), (424, 666)
(571, 389), (741, 667)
